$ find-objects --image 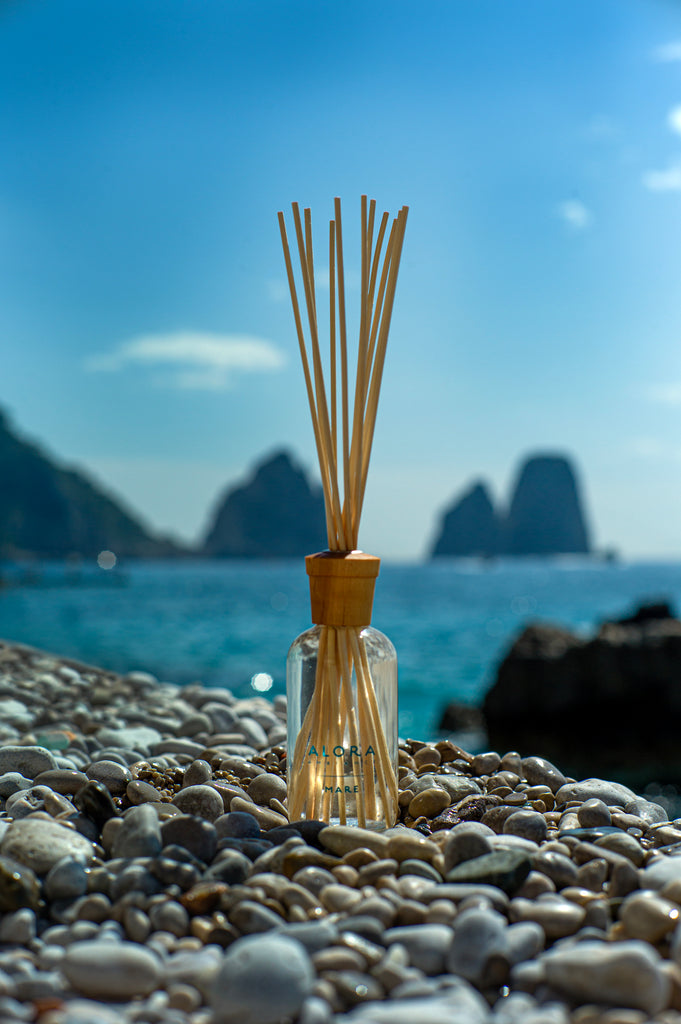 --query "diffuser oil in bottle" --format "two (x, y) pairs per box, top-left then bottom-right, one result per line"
(286, 551), (398, 830)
